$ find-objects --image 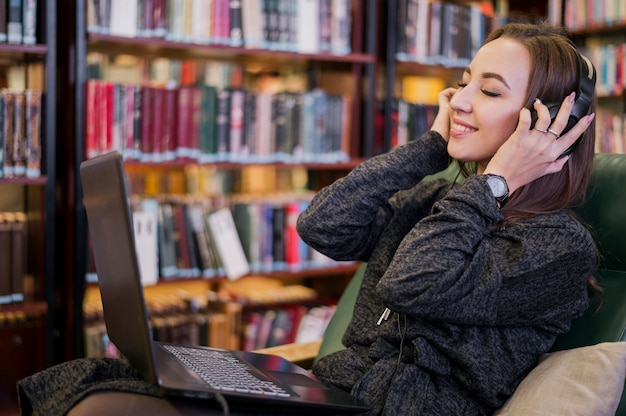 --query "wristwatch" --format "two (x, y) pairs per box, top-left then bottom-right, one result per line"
(484, 174), (509, 208)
